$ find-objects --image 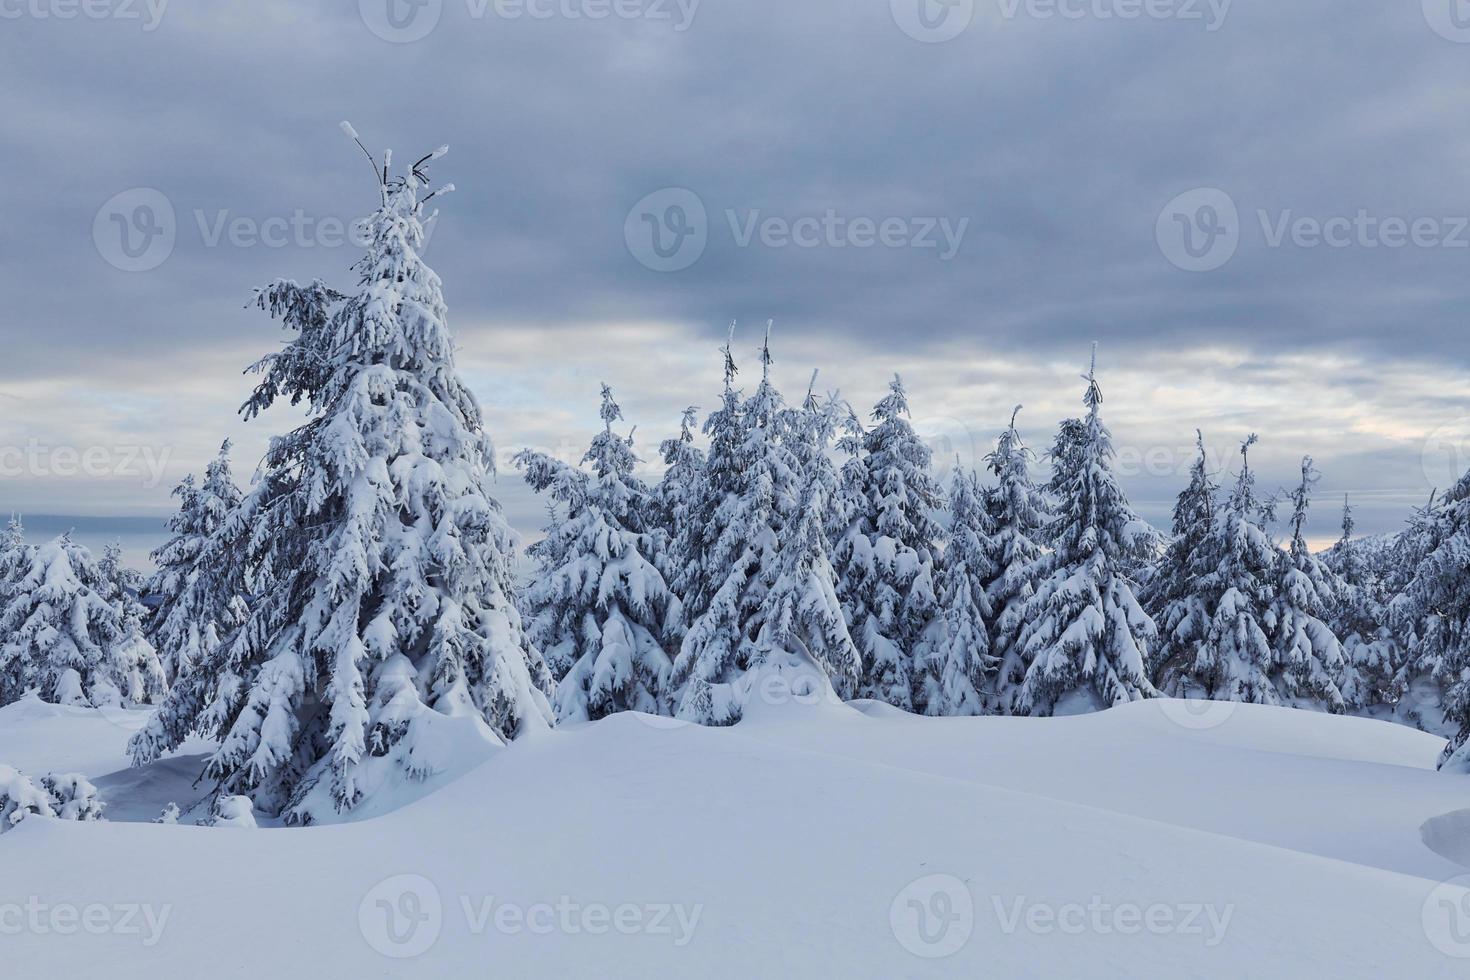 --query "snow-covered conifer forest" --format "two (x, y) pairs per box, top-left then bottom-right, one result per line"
(8, 6), (1470, 973)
